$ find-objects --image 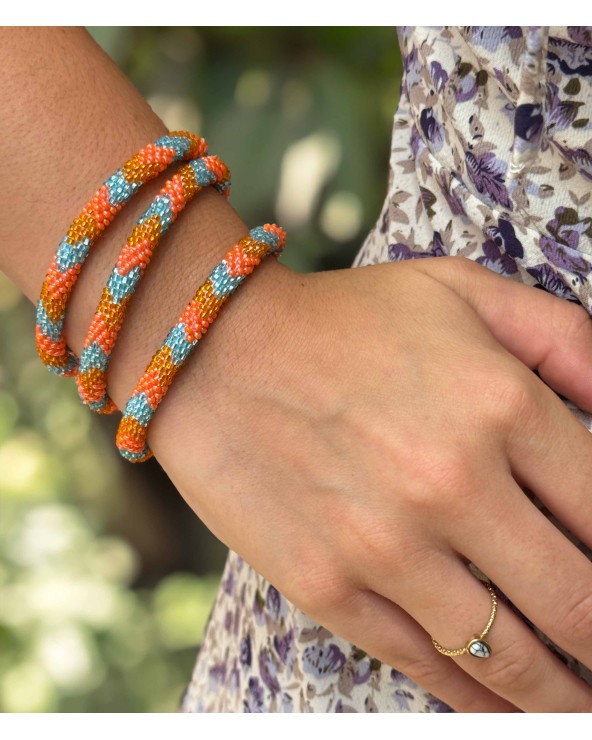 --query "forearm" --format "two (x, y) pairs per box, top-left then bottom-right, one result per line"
(0, 27), (296, 454)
